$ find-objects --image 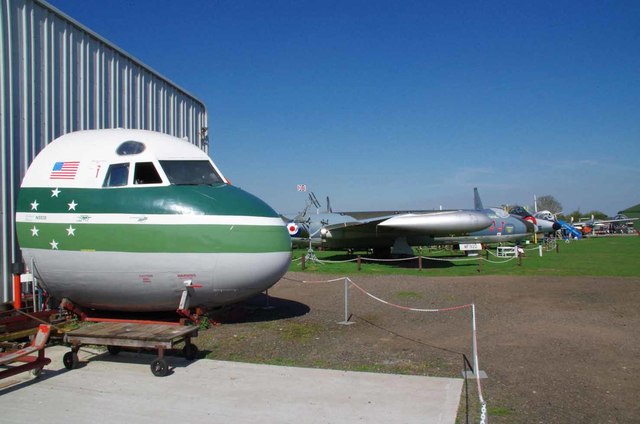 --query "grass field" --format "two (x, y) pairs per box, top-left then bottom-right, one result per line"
(289, 235), (640, 277)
